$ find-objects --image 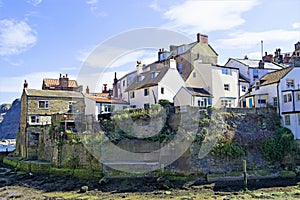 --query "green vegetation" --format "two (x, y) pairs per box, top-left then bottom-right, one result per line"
(211, 140), (246, 158)
(262, 126), (298, 162)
